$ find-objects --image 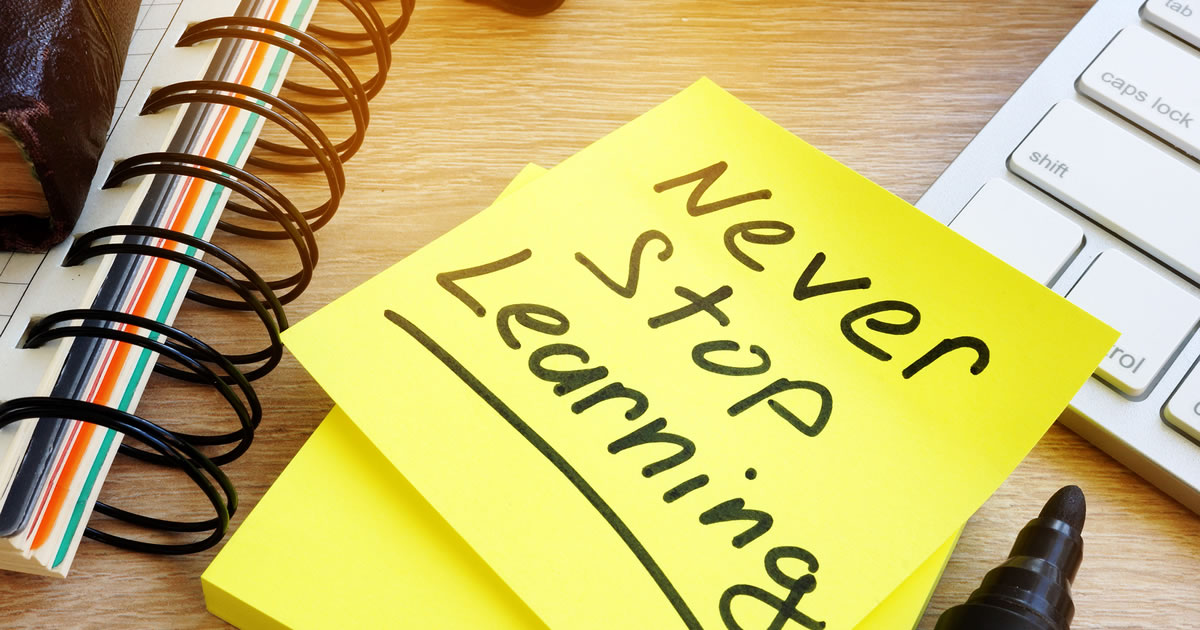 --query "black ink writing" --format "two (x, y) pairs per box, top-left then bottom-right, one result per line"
(572, 382), (650, 421)
(700, 498), (774, 548)
(576, 229), (673, 298)
(436, 249), (532, 316)
(793, 252), (871, 302)
(496, 303), (570, 349)
(414, 157), (999, 629)
(654, 161), (773, 217)
(381, 309), (703, 628)
(902, 336), (990, 379)
(529, 343), (610, 396)
(648, 285), (734, 328)
(609, 417), (697, 478)
(693, 340), (772, 377)
(725, 221), (795, 272)
(728, 378), (833, 438)
(664, 474), (711, 503)
(720, 546), (825, 630)
(839, 300), (921, 361)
